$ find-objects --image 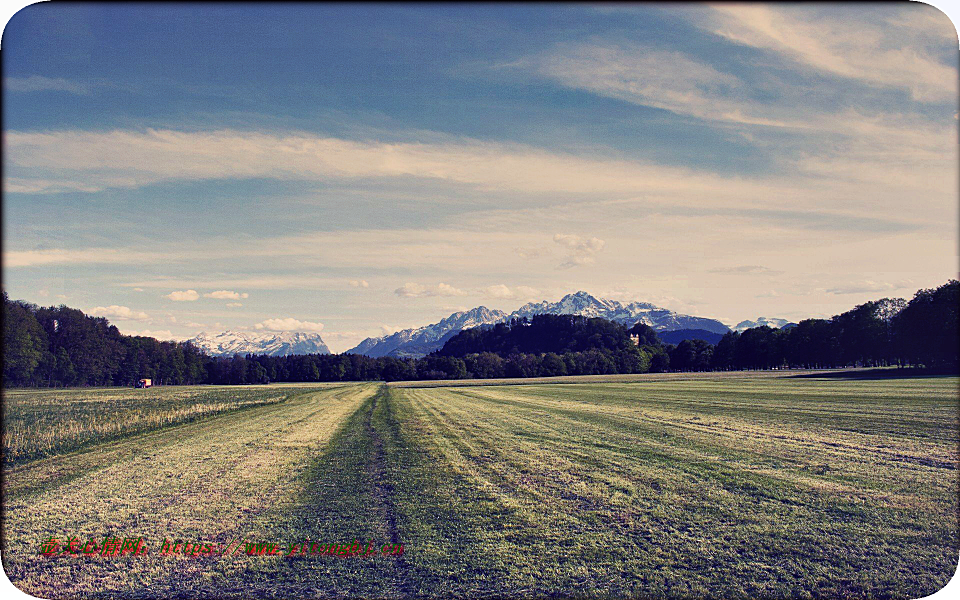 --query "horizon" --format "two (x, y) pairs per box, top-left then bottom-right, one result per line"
(4, 4), (958, 352)
(7, 283), (946, 351)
